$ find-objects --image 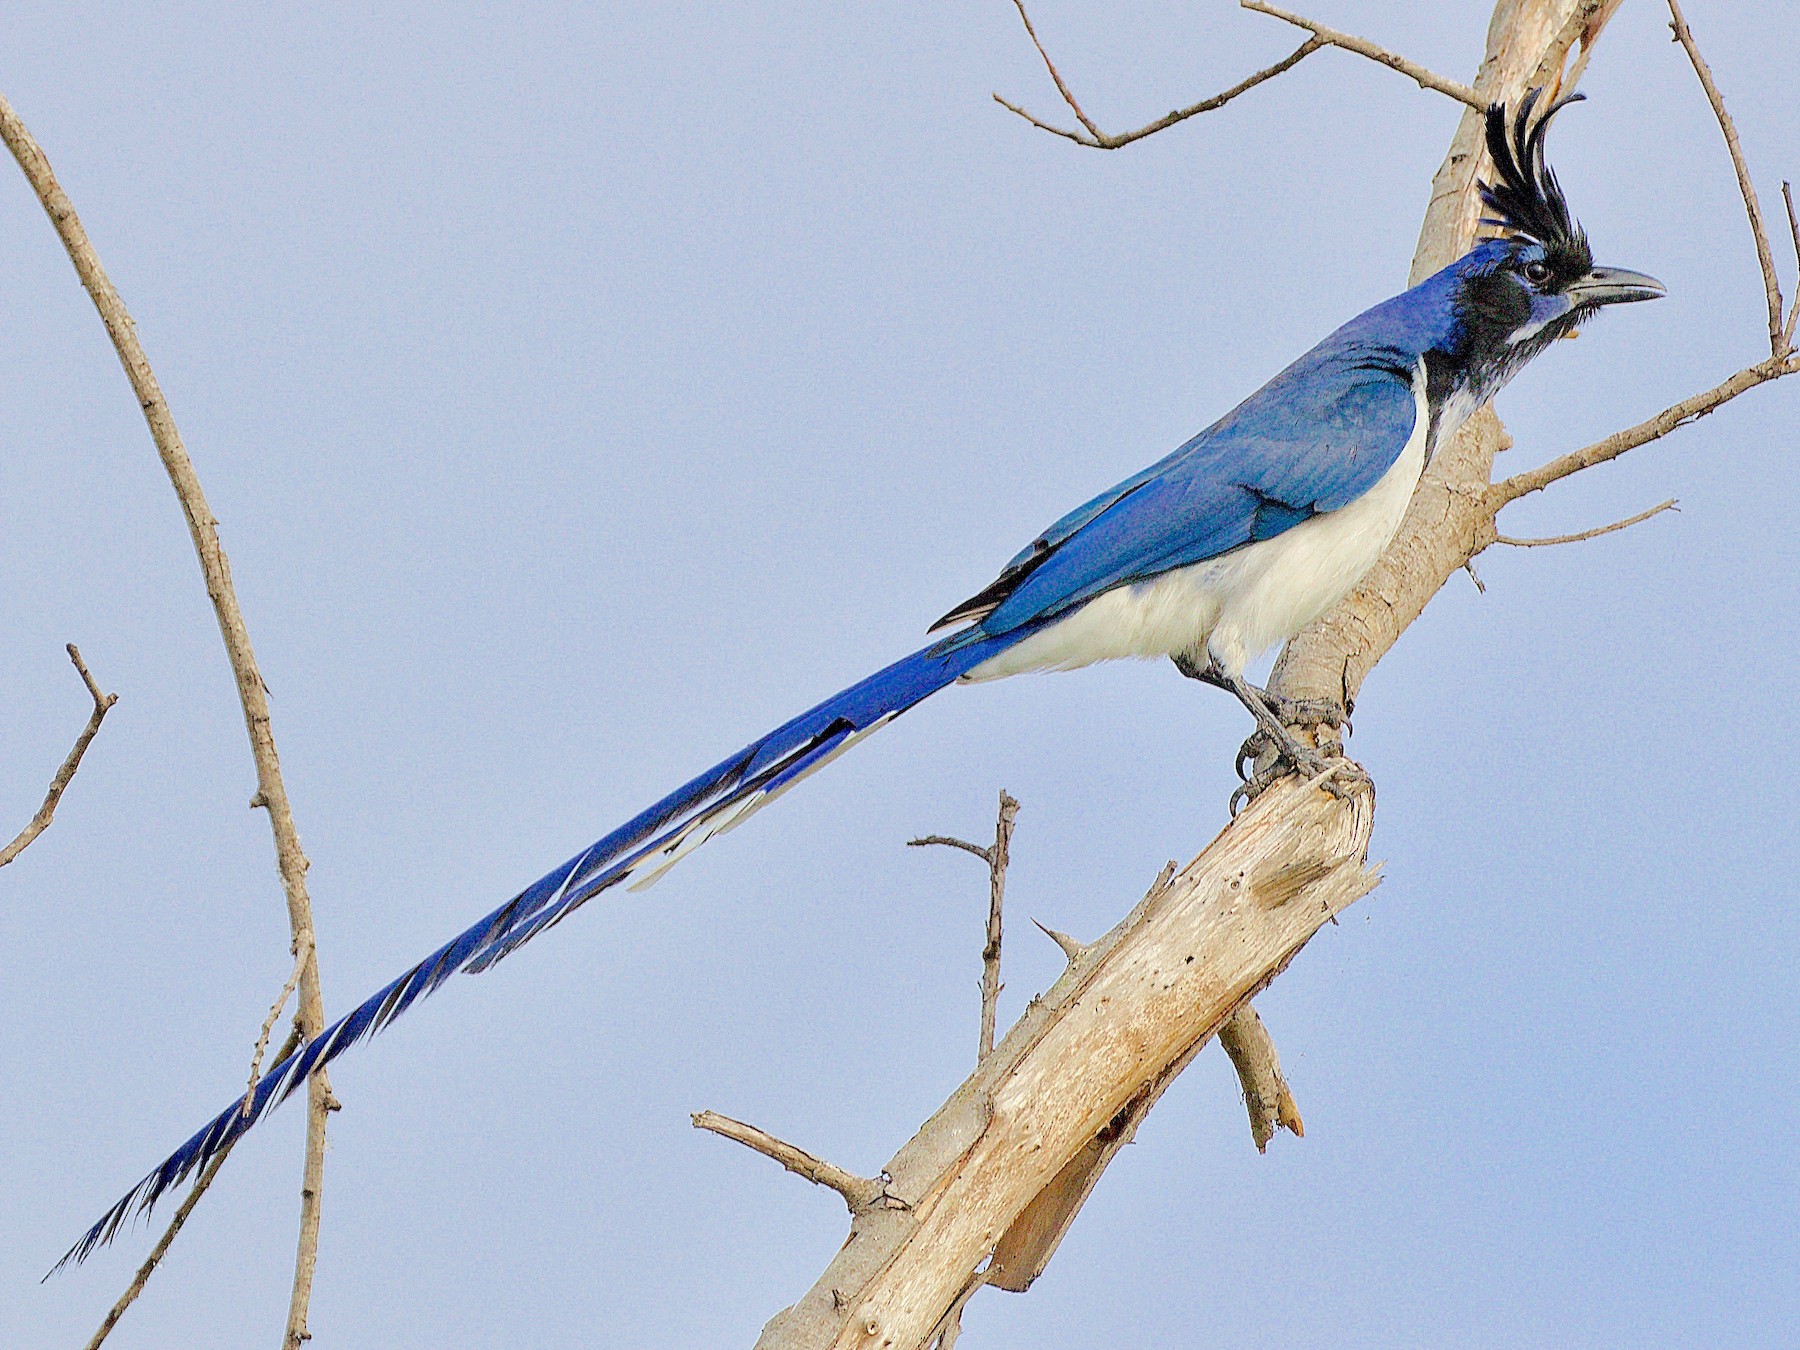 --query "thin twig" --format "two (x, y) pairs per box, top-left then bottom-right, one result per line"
(243, 934), (314, 1117)
(0, 91), (334, 1347)
(1782, 181), (1799, 349)
(979, 793), (1019, 1061)
(993, 0), (1323, 151)
(0, 644), (117, 870)
(1495, 497), (1678, 548)
(1004, 0), (1103, 142)
(907, 835), (991, 861)
(1241, 0), (1484, 109)
(80, 1147), (233, 1350)
(692, 1111), (895, 1214)
(1666, 0), (1785, 355)
(1491, 354), (1798, 506)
